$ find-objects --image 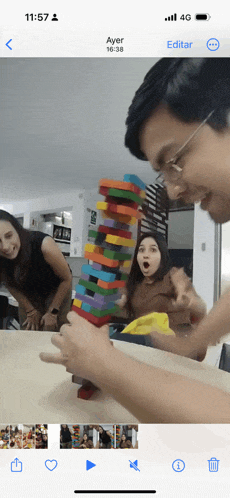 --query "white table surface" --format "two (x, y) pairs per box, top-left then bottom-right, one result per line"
(1, 330), (230, 424)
